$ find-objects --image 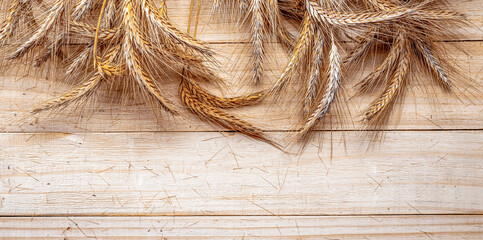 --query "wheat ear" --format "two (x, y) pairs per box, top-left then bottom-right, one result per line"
(23, 3), (38, 29)
(367, 0), (393, 11)
(356, 32), (404, 93)
(72, 0), (93, 20)
(142, 0), (212, 56)
(32, 74), (103, 114)
(270, 0), (295, 49)
(0, 0), (26, 45)
(415, 41), (450, 89)
(32, 44), (123, 113)
(298, 37), (341, 139)
(70, 20), (118, 41)
(65, 47), (92, 77)
(9, 0), (65, 59)
(122, 0), (177, 114)
(343, 30), (375, 68)
(102, 0), (119, 28)
(124, 48), (178, 113)
(306, 0), (418, 26)
(249, 0), (265, 84)
(33, 34), (65, 67)
(183, 79), (263, 109)
(268, 14), (312, 95)
(180, 77), (276, 146)
(364, 39), (409, 121)
(304, 30), (324, 114)
(367, 0), (462, 20)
